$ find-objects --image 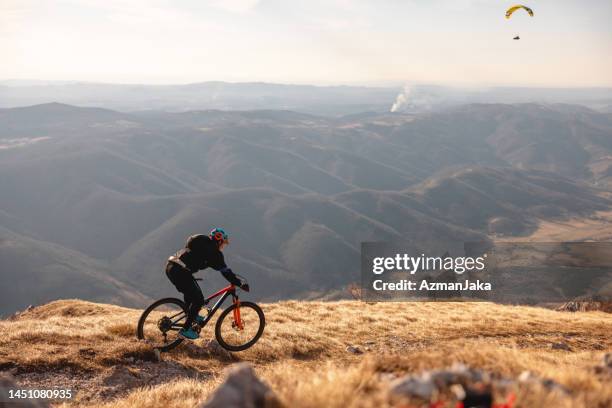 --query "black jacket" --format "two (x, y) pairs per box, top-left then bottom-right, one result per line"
(171, 234), (241, 286)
